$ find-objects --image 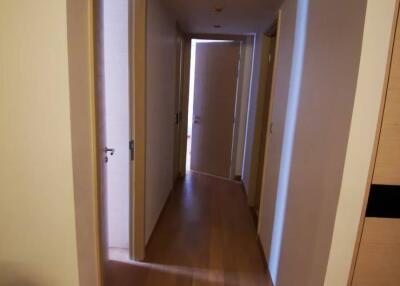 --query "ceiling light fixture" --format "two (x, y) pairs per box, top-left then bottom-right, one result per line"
(214, 6), (223, 13)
